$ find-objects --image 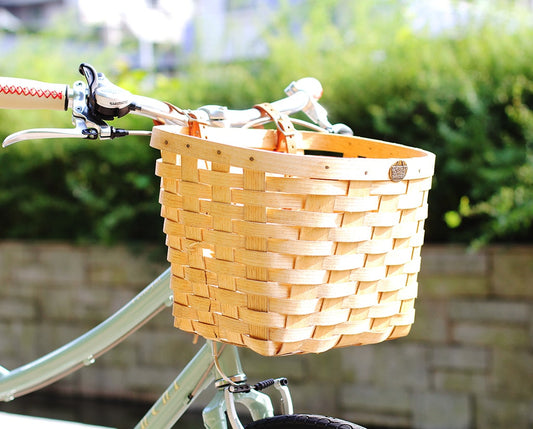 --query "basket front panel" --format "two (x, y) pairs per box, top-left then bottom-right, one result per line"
(153, 129), (434, 356)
